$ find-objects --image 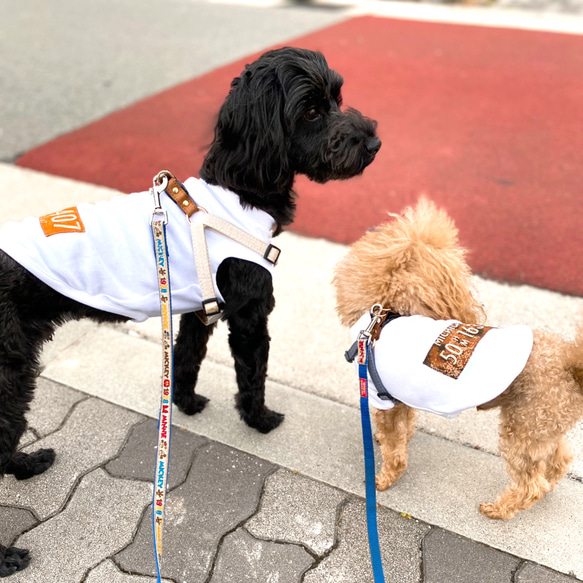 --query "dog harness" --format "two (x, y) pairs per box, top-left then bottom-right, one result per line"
(348, 311), (533, 418)
(0, 177), (279, 322)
